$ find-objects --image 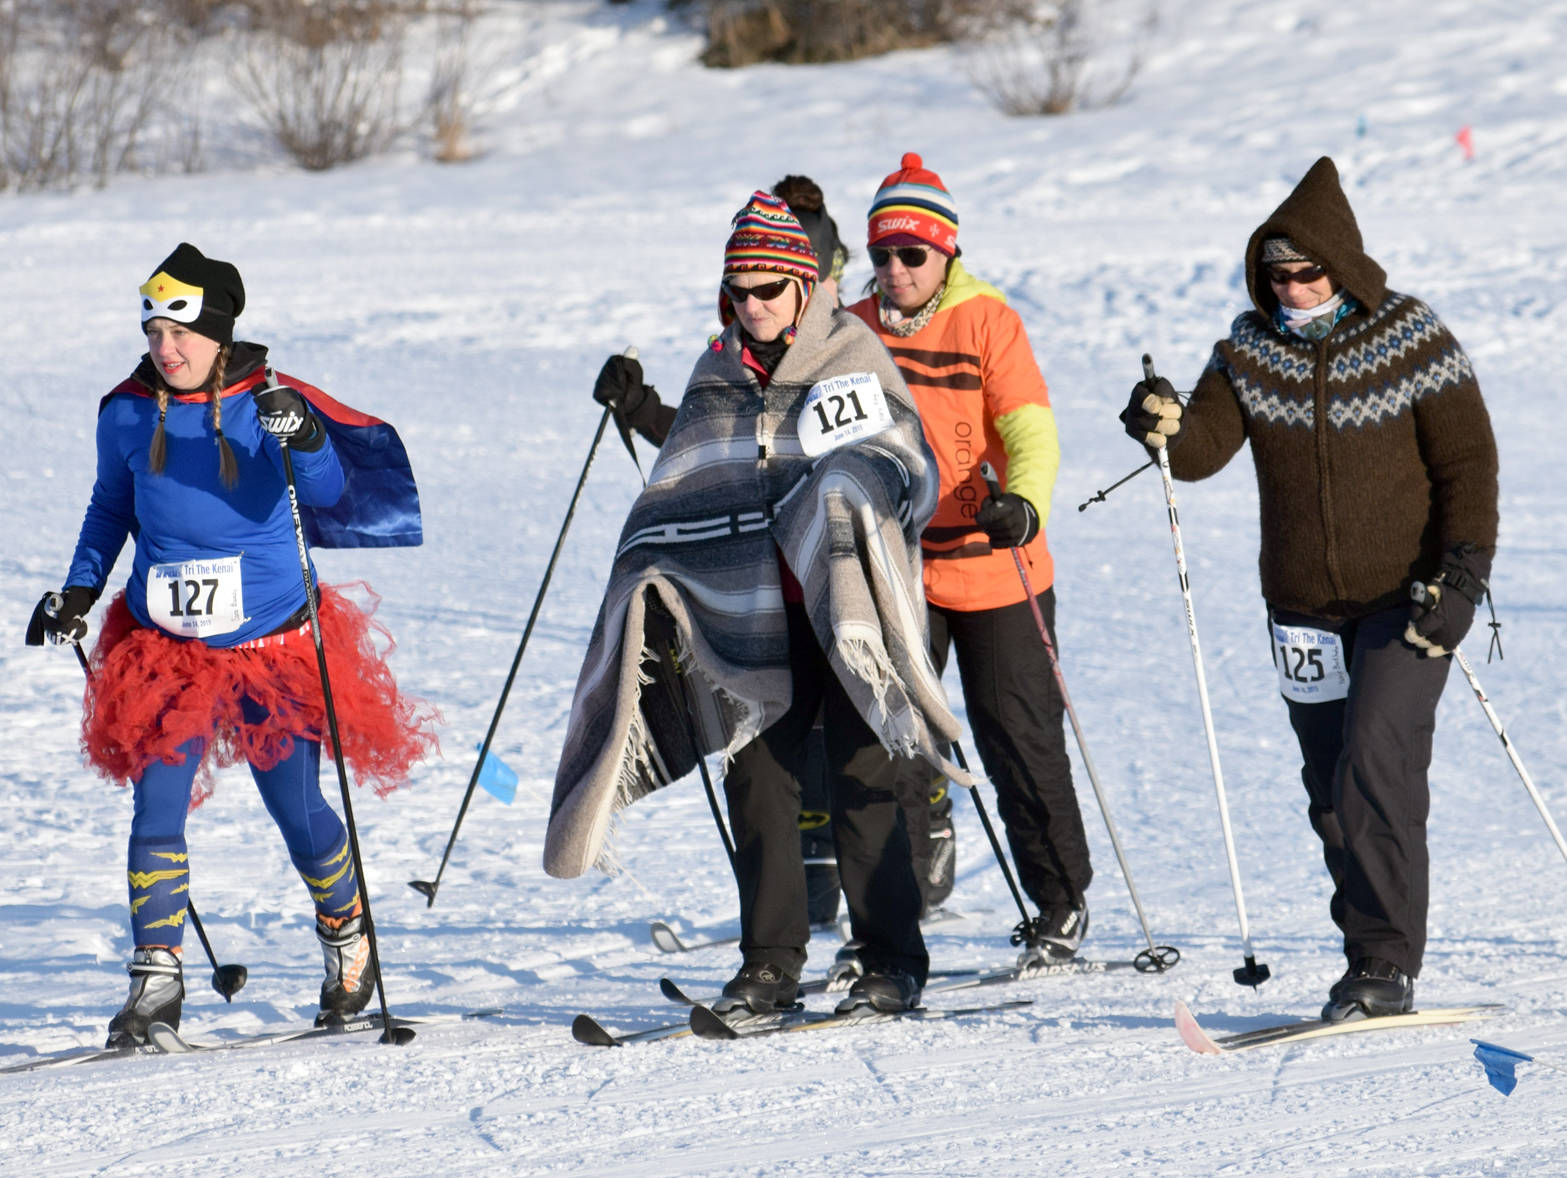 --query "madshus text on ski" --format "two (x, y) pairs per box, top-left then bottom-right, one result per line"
(17, 145), (1528, 1064)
